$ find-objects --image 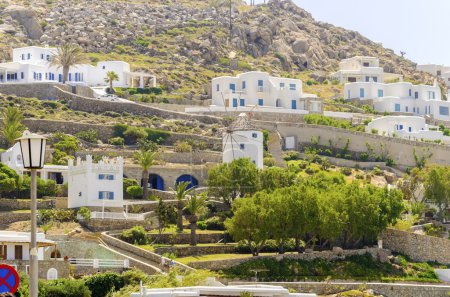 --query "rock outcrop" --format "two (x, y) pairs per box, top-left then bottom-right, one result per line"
(2, 5), (43, 40)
